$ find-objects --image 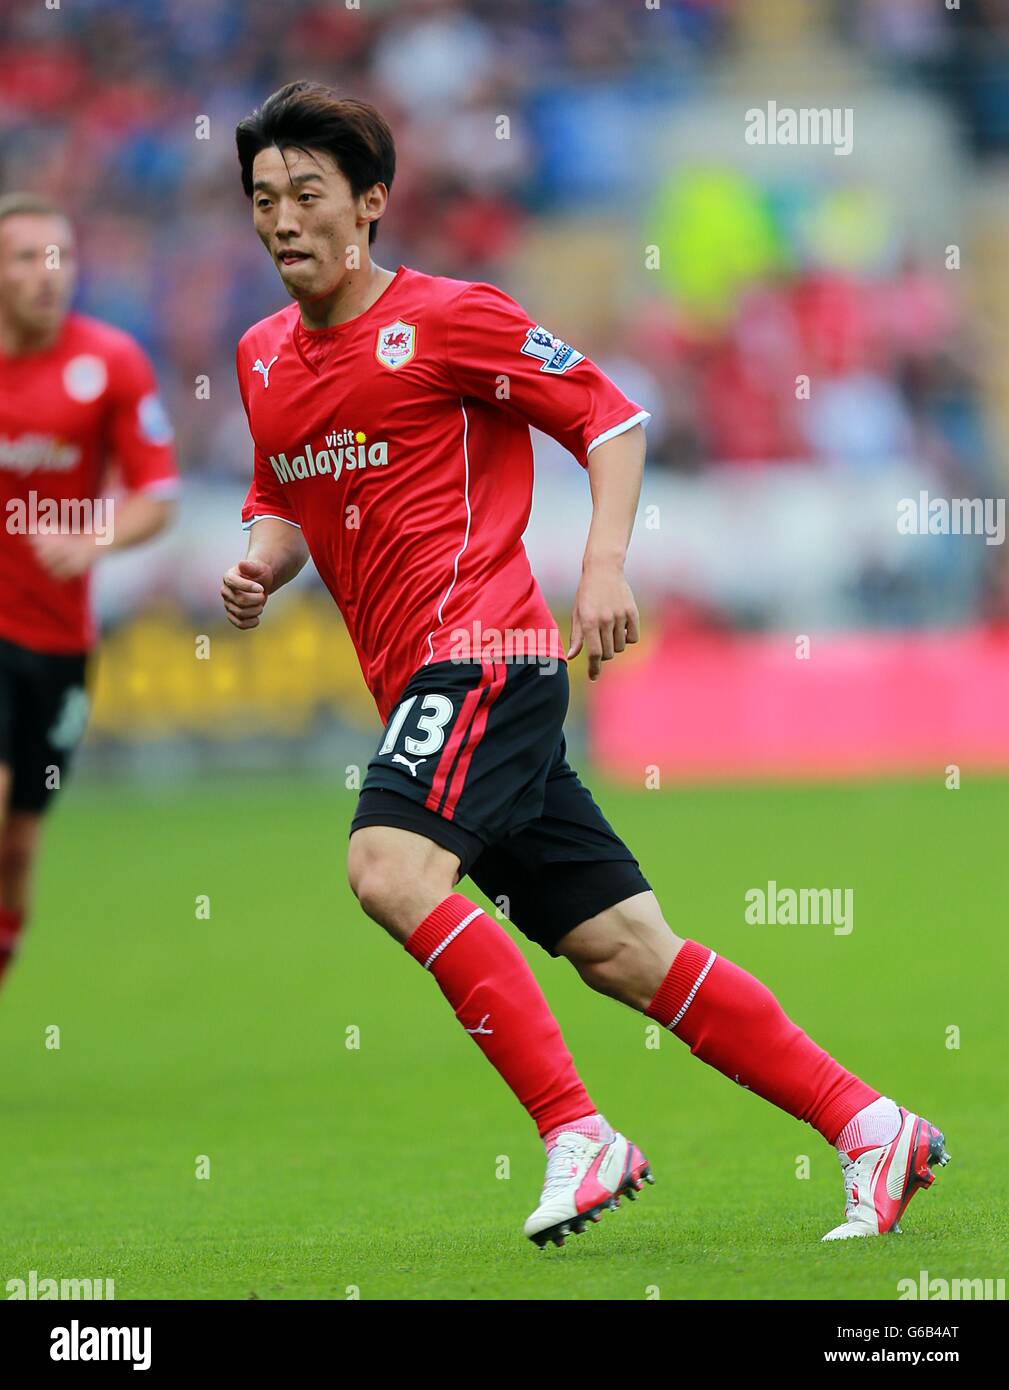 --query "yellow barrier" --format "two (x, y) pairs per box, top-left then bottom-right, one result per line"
(89, 595), (585, 739)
